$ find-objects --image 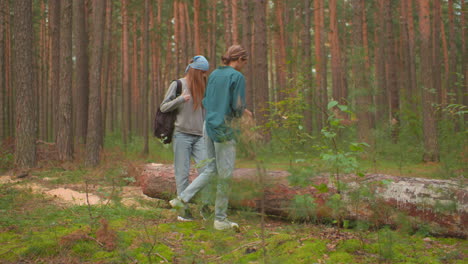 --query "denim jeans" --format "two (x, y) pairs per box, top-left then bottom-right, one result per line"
(179, 126), (236, 221)
(173, 131), (207, 196)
